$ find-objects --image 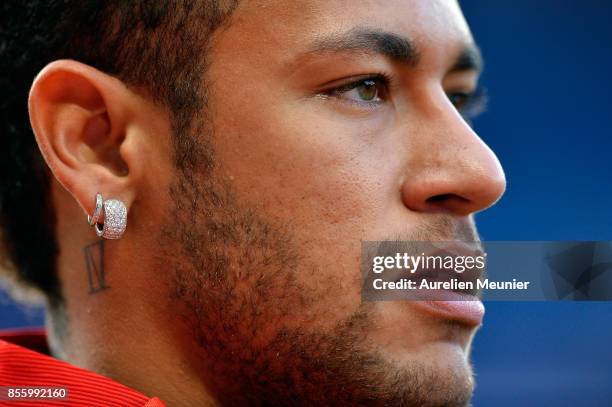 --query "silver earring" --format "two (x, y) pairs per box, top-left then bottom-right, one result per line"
(88, 193), (103, 226)
(88, 193), (128, 239)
